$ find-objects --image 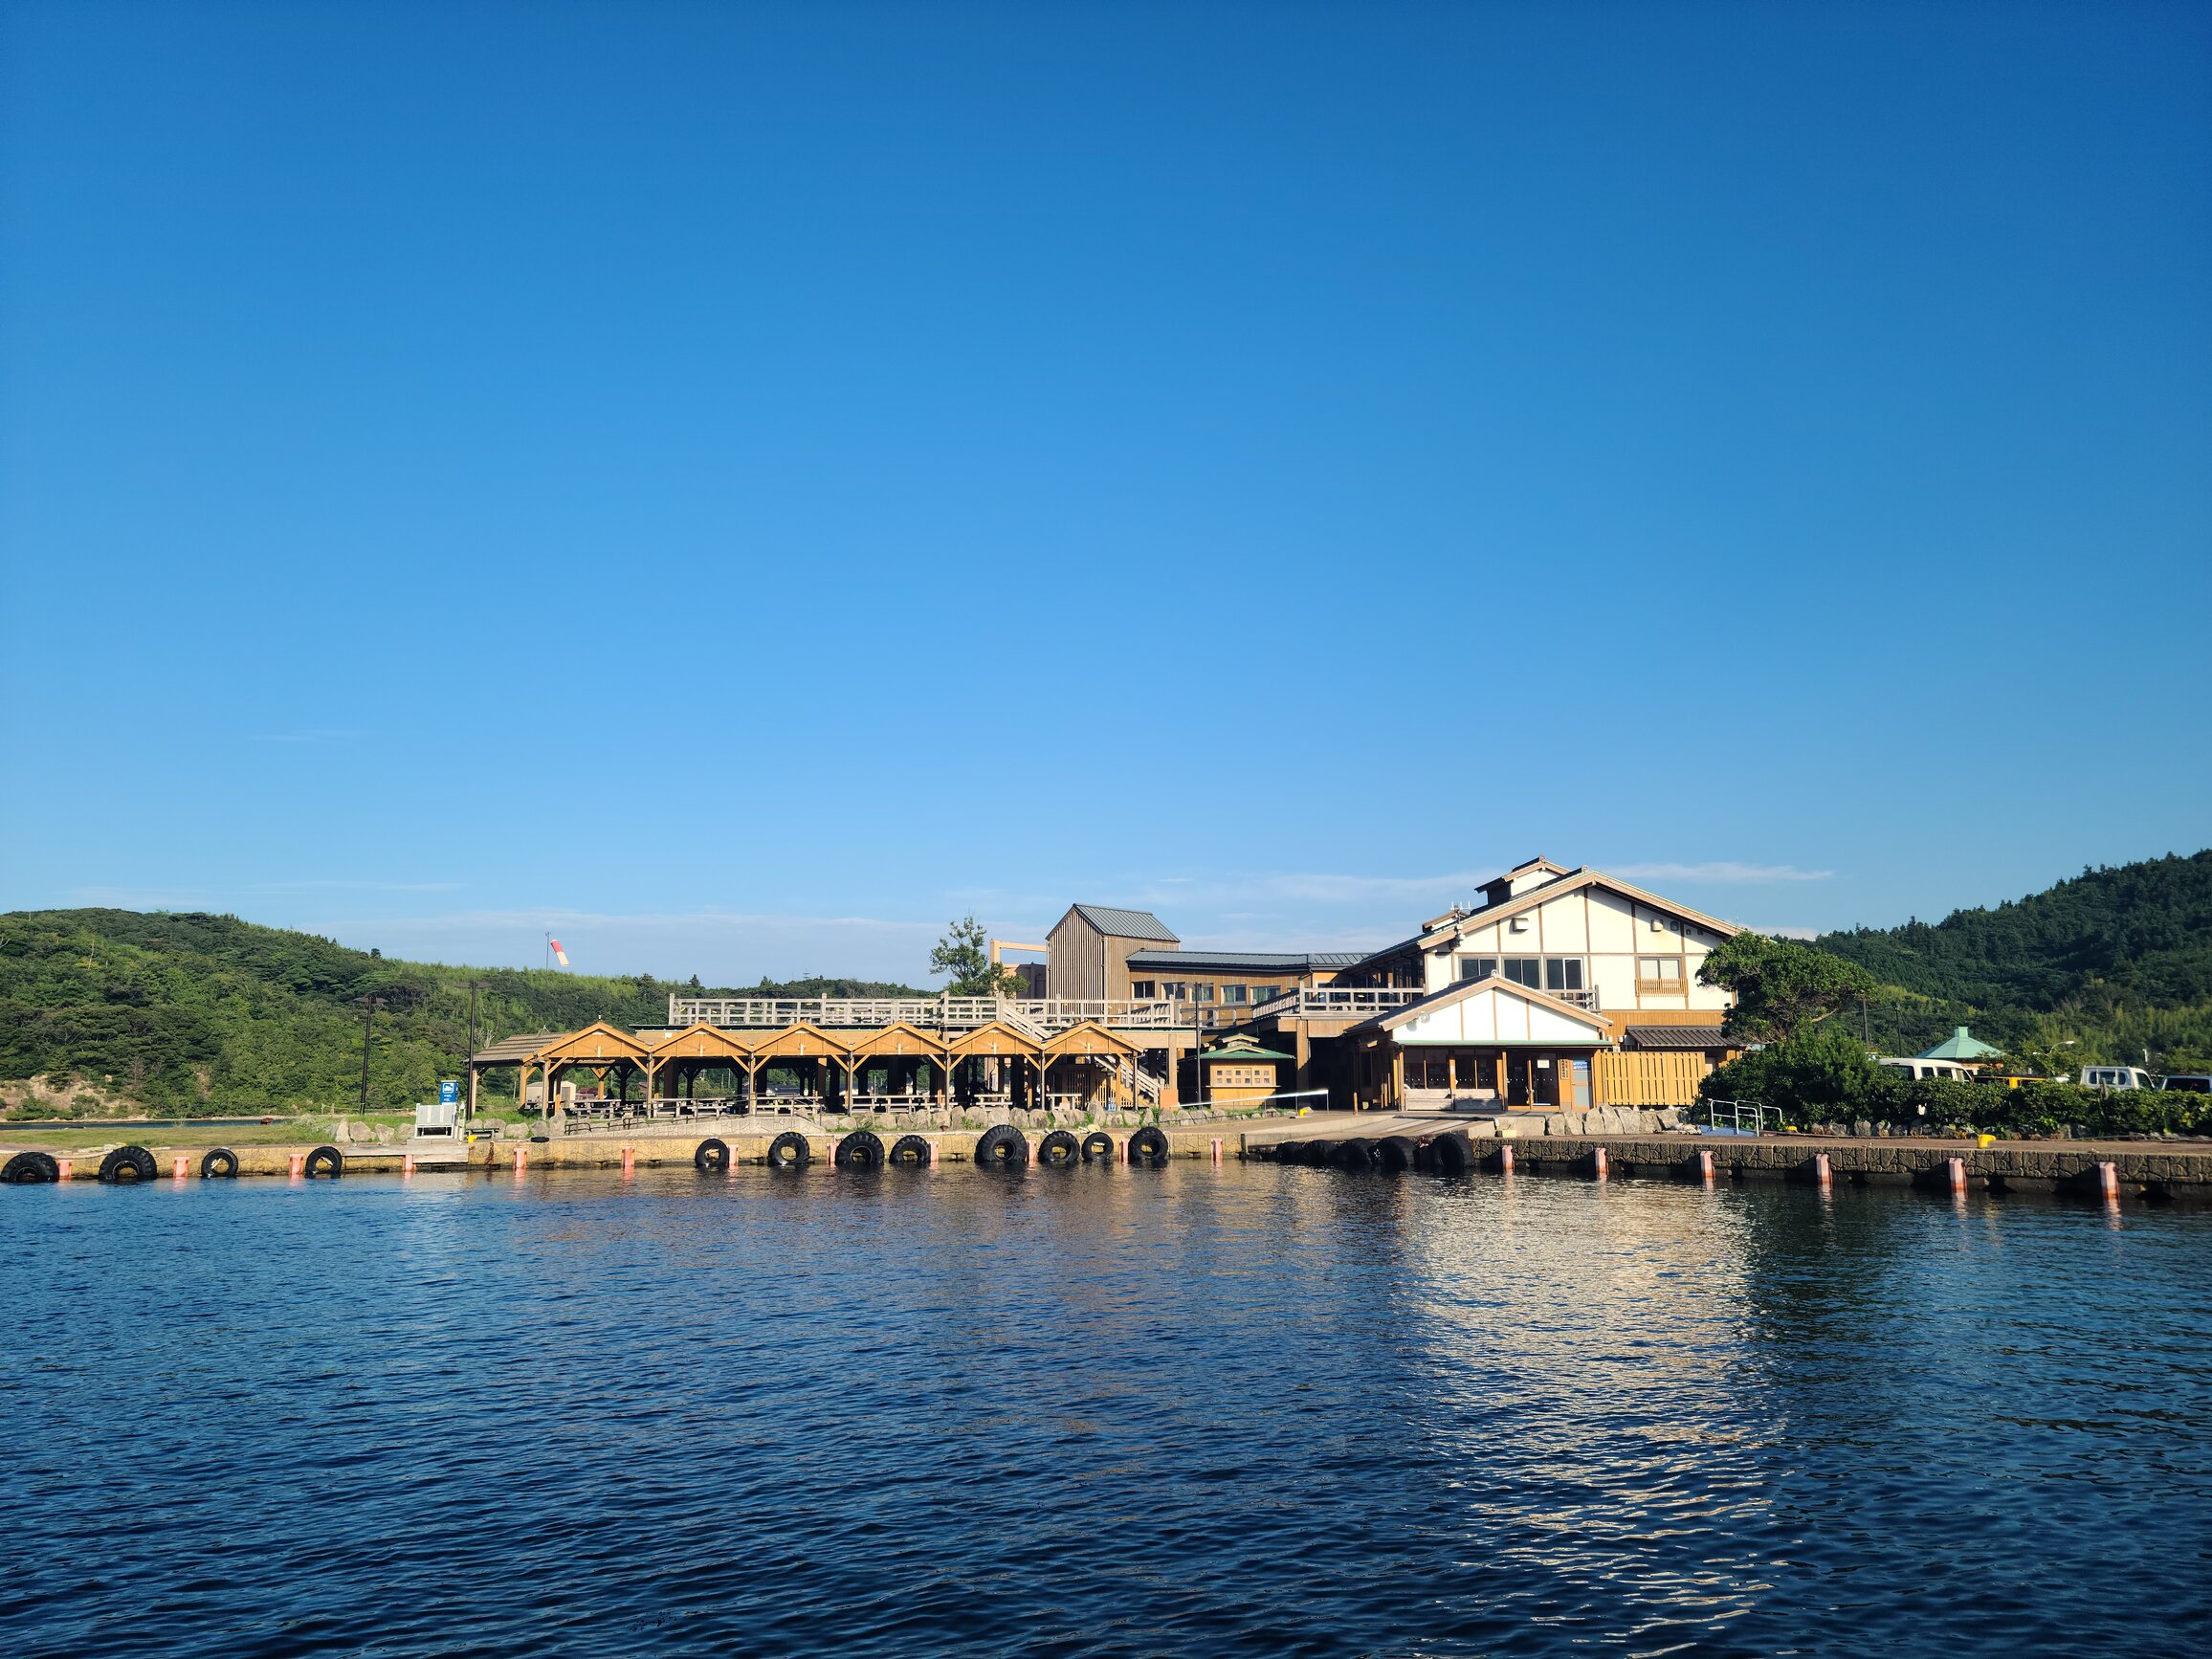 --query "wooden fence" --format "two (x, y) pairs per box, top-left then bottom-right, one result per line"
(1593, 1051), (1707, 1107)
